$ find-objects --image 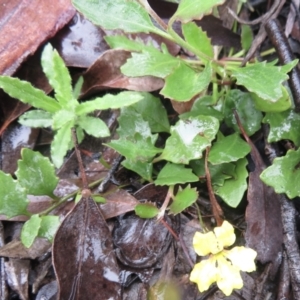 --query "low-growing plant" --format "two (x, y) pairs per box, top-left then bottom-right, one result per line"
(0, 0), (299, 296)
